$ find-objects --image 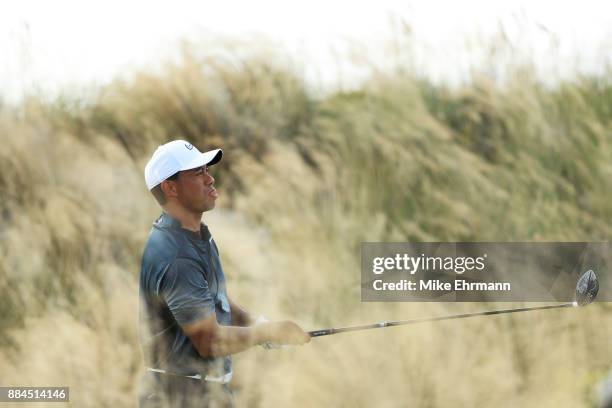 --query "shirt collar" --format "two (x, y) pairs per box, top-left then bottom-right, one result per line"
(155, 212), (212, 241)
